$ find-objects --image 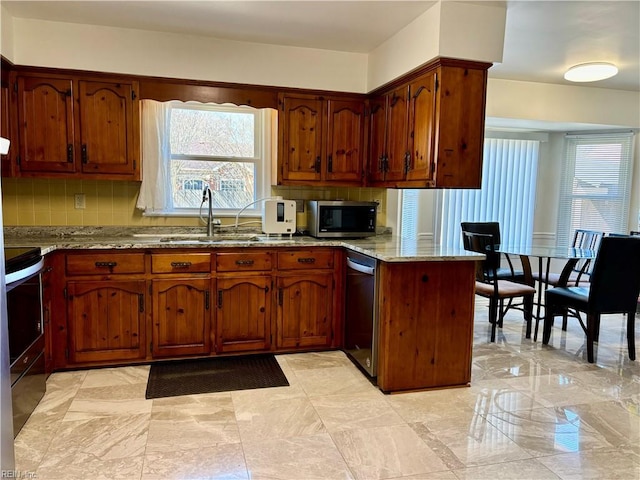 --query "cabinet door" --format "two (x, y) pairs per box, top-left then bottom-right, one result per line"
(276, 273), (333, 349)
(66, 280), (145, 364)
(215, 276), (271, 353)
(78, 80), (140, 178)
(367, 97), (386, 184)
(152, 278), (211, 357)
(279, 95), (323, 182)
(406, 74), (436, 183)
(1, 84), (13, 176)
(325, 99), (365, 183)
(384, 86), (410, 183)
(16, 76), (76, 174)
(433, 66), (486, 188)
